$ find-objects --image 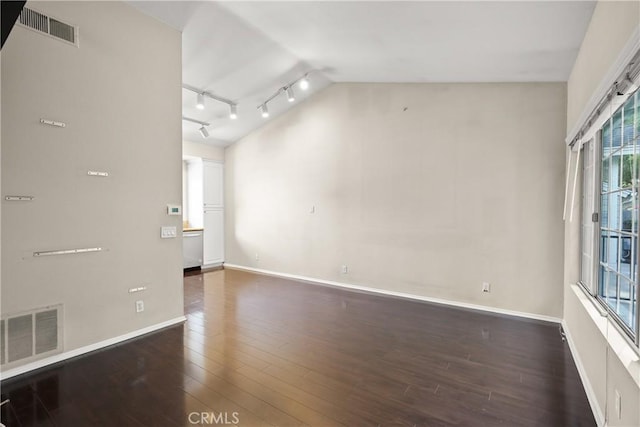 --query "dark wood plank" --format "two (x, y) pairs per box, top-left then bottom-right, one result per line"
(0, 269), (596, 426)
